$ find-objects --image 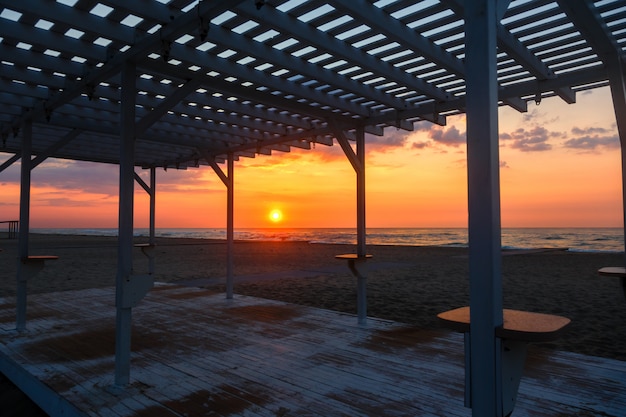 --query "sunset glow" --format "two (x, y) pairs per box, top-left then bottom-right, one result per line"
(269, 209), (284, 224)
(0, 87), (622, 229)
